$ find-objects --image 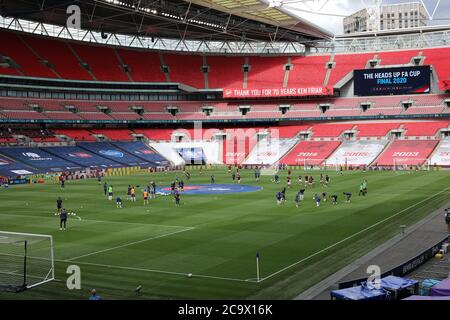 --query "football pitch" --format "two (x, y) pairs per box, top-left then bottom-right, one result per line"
(0, 168), (449, 300)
